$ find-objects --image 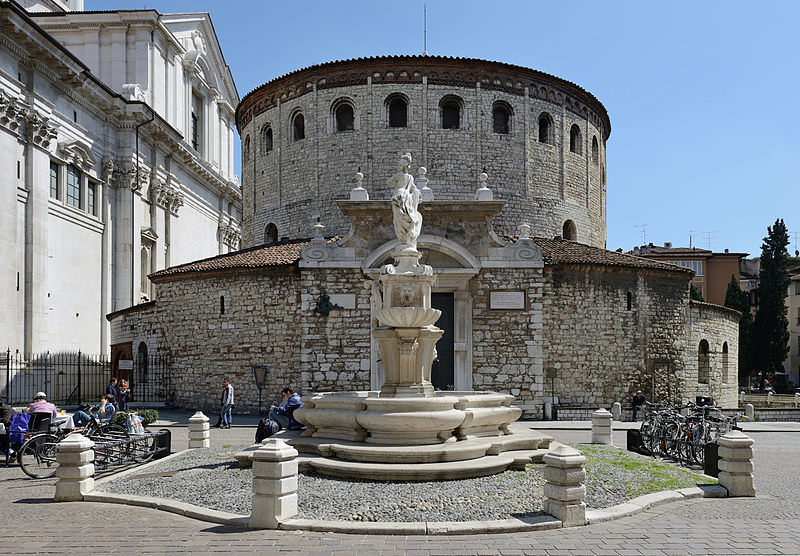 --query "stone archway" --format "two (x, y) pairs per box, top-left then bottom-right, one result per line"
(363, 235), (480, 392)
